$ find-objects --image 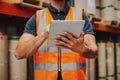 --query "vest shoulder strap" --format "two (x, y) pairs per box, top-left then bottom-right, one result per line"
(73, 7), (84, 20)
(80, 8), (84, 20)
(36, 10), (40, 35)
